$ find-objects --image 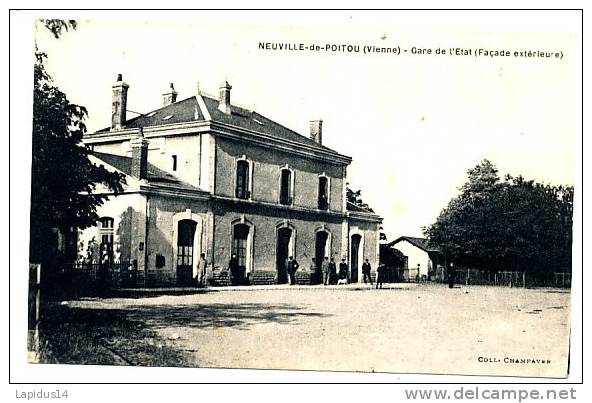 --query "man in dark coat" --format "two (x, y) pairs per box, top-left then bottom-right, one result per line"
(287, 256), (299, 285)
(448, 263), (456, 288)
(338, 258), (349, 283)
(376, 263), (385, 289)
(229, 253), (240, 285)
(328, 257), (337, 285)
(309, 258), (317, 285)
(362, 258), (373, 285)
